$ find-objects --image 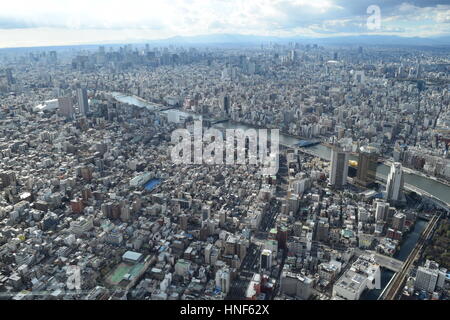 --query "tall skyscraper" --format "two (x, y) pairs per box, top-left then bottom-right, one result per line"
(4, 68), (15, 85)
(329, 145), (349, 188)
(49, 51), (57, 64)
(260, 249), (272, 271)
(386, 162), (404, 202)
(57, 96), (74, 119)
(77, 88), (89, 116)
(222, 95), (230, 115)
(355, 146), (378, 187)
